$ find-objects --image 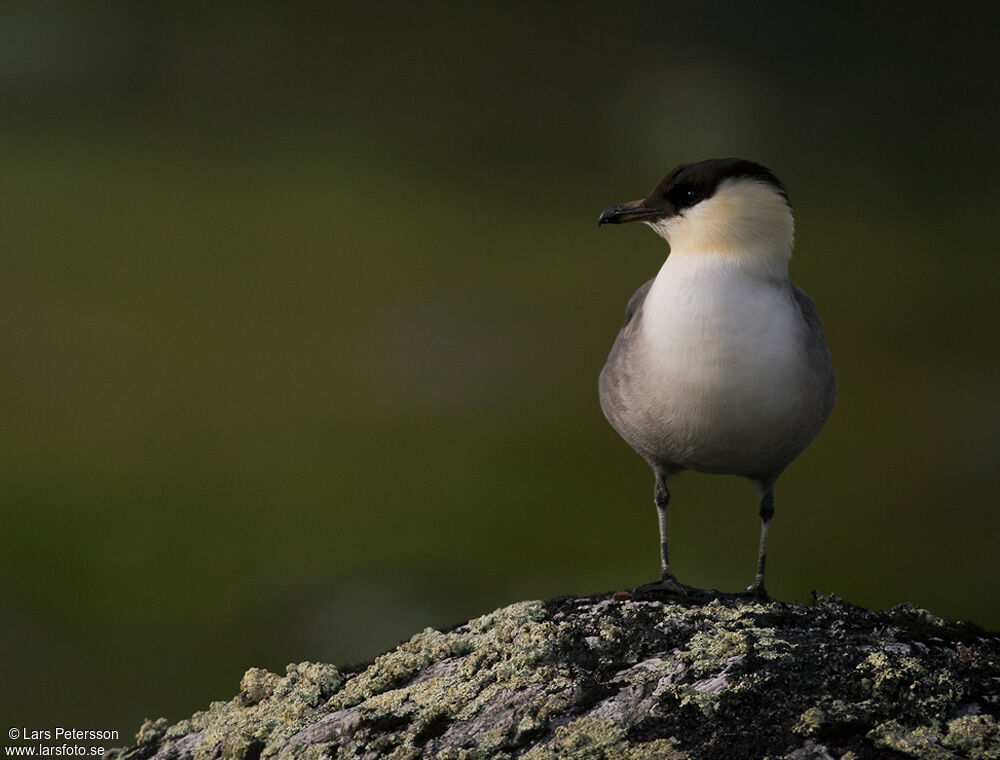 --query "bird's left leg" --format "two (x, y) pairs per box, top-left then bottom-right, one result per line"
(746, 488), (774, 601)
